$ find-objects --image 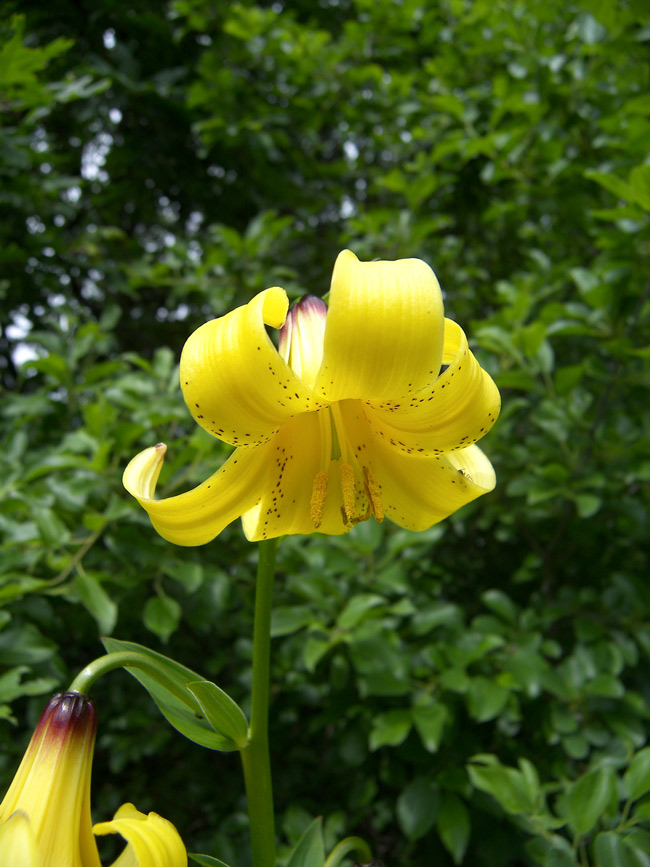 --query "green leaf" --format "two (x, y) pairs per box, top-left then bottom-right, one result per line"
(0, 624), (57, 666)
(593, 832), (644, 867)
(0, 574), (49, 604)
(624, 747), (650, 801)
(411, 602), (462, 635)
(162, 561), (204, 593)
(567, 767), (617, 836)
(518, 758), (541, 807)
(397, 777), (440, 841)
(436, 793), (470, 865)
(411, 703), (447, 753)
(74, 571), (118, 635)
(33, 506), (70, 547)
(575, 494), (602, 518)
(189, 855), (231, 867)
(545, 845), (578, 867)
(629, 166), (650, 211)
(101, 638), (240, 751)
(0, 665), (57, 702)
(286, 817), (325, 867)
(271, 605), (314, 637)
(481, 589), (518, 623)
(585, 170), (635, 202)
(337, 593), (386, 629)
(143, 595), (182, 642)
(185, 681), (249, 750)
(625, 830), (650, 864)
(467, 676), (510, 722)
(467, 760), (535, 814)
(303, 637), (331, 672)
(369, 709), (412, 750)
